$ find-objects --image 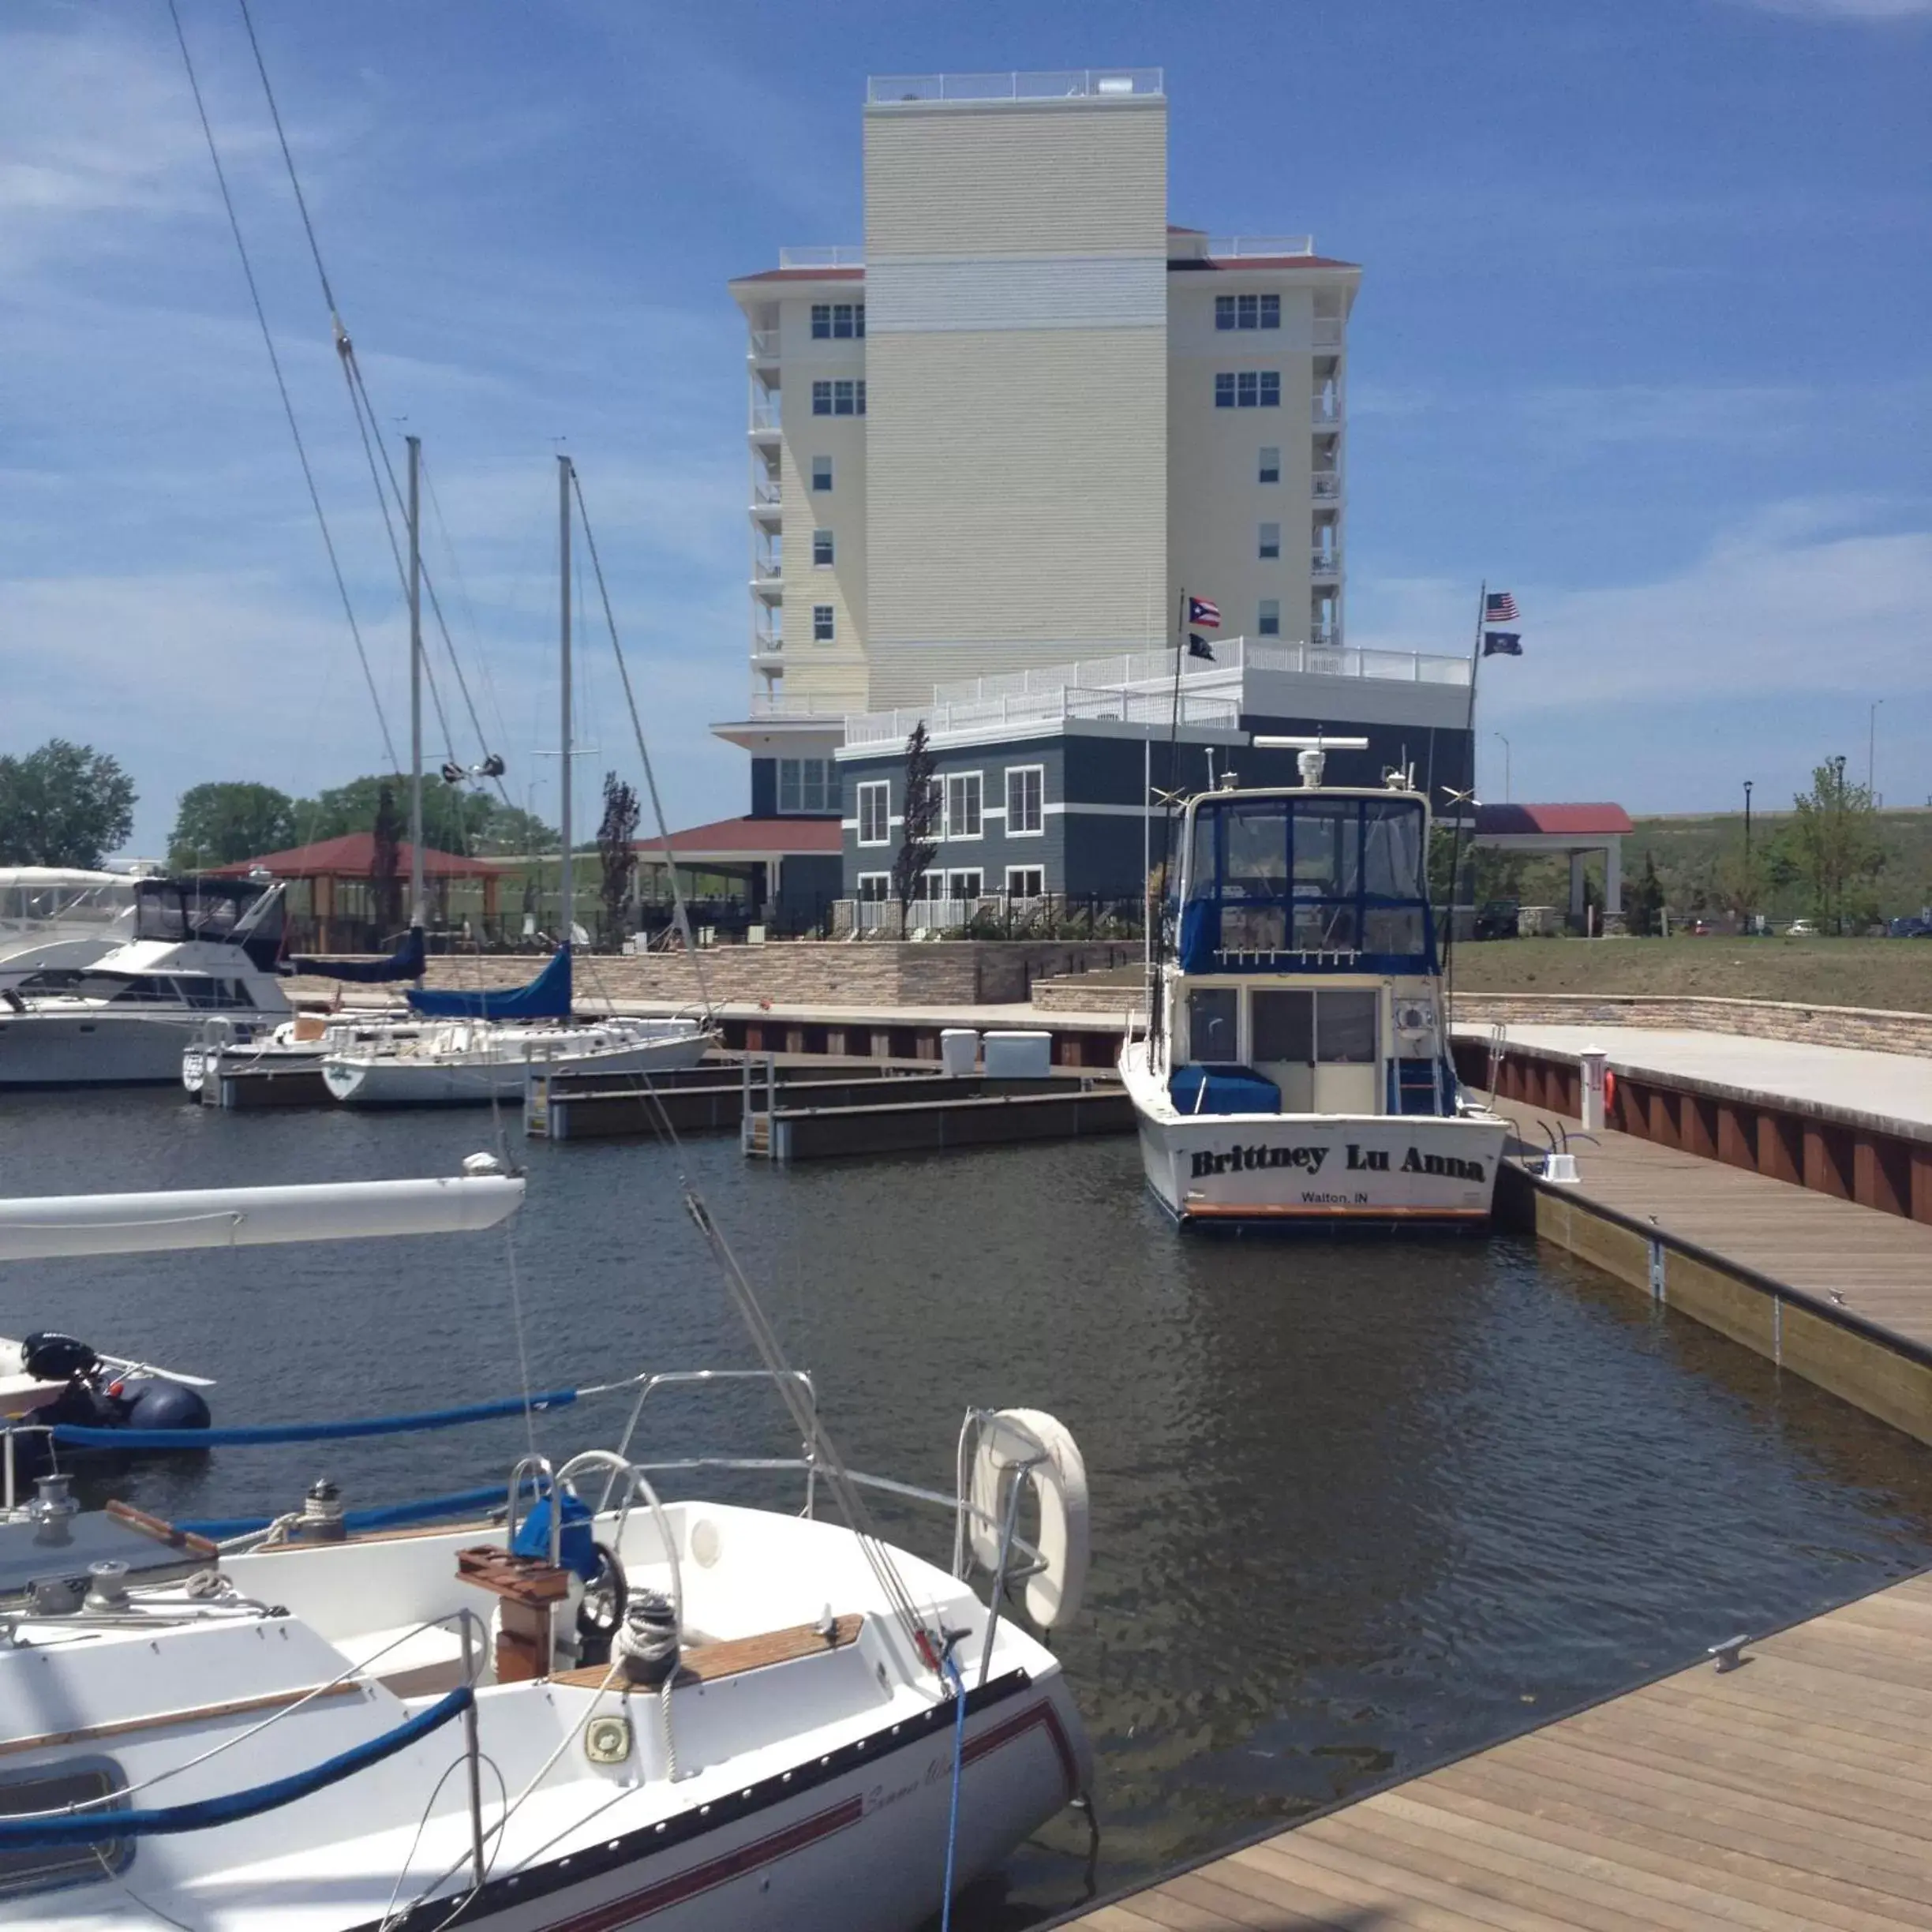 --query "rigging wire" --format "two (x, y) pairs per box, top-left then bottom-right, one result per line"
(165, 0), (399, 773)
(235, 0), (509, 807)
(421, 447), (514, 759)
(567, 469), (713, 1020)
